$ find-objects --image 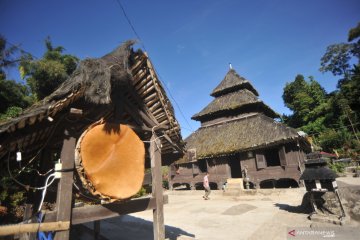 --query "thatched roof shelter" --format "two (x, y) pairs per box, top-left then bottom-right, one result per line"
(0, 41), (184, 165)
